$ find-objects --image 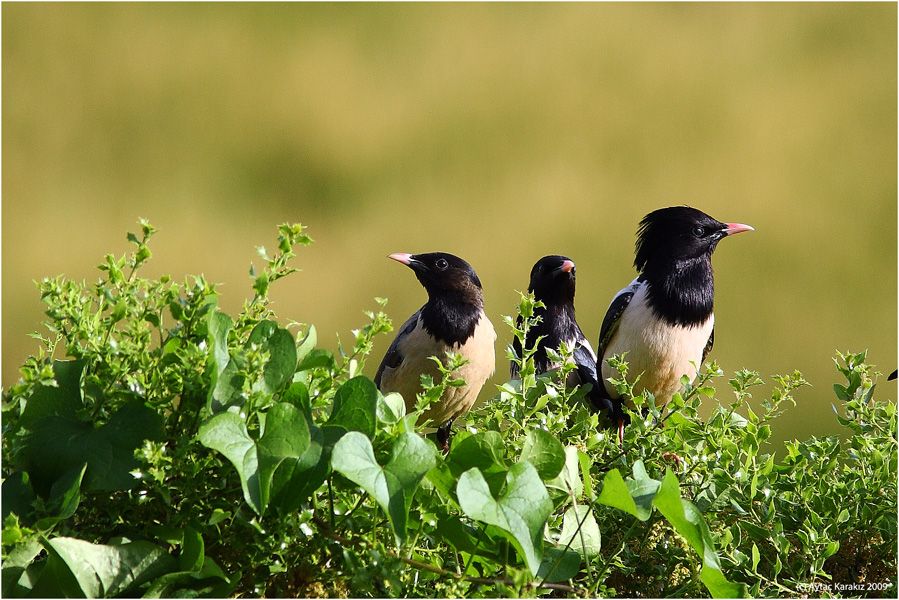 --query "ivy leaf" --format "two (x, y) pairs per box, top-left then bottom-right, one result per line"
(198, 413), (261, 513)
(457, 461), (552, 575)
(597, 468), (651, 521)
(536, 546), (581, 583)
(547, 446), (583, 498)
(34, 464), (87, 529)
(19, 360), (85, 428)
(35, 537), (176, 598)
(22, 402), (163, 496)
(331, 431), (436, 544)
(520, 428), (566, 480)
(326, 376), (378, 439)
(448, 431), (507, 475)
(198, 402), (310, 515)
(377, 392), (406, 425)
(558, 505), (601, 557)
